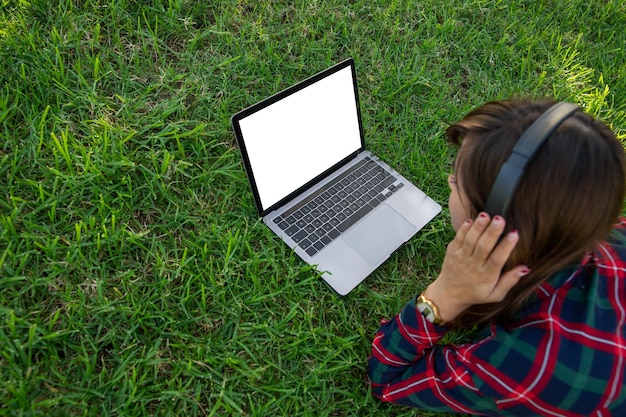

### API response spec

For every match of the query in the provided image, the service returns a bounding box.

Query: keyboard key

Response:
[380,175,396,189]
[337,204,373,232]
[293,230,307,242]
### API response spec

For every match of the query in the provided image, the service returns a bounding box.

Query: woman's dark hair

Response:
[446,98,626,328]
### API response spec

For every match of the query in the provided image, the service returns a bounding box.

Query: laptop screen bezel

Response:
[231,58,366,217]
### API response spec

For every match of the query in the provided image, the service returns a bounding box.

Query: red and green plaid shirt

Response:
[368,218,626,416]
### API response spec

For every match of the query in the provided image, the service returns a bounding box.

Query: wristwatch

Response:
[416,292,447,326]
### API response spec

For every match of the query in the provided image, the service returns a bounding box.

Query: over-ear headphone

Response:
[483,102,580,217]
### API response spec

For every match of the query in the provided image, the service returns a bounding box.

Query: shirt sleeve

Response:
[367,296,490,415]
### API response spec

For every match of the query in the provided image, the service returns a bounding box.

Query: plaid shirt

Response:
[368,219,626,416]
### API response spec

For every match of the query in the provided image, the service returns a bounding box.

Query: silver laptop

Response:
[231,58,441,295]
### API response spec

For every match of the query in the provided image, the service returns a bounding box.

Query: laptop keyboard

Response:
[272,156,404,256]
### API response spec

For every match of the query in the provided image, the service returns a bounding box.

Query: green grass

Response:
[1,0,624,416]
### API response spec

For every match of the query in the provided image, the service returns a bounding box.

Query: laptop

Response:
[231,58,441,295]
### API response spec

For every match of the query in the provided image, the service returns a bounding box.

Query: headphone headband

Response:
[483,102,579,217]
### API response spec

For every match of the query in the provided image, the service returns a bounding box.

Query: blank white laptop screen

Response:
[237,66,362,212]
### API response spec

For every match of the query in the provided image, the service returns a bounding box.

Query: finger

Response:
[474,215,507,258]
[460,212,492,253]
[485,229,519,271]
[448,217,474,251]
[489,265,531,302]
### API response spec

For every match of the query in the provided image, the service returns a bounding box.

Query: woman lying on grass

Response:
[367,98,626,416]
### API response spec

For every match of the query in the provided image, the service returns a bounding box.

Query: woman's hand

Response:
[425,212,531,323]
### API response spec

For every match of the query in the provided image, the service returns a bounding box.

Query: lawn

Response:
[1,0,625,416]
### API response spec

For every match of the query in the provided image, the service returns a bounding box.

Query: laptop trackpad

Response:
[342,204,416,266]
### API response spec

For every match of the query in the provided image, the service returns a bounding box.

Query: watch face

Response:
[417,302,436,323]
